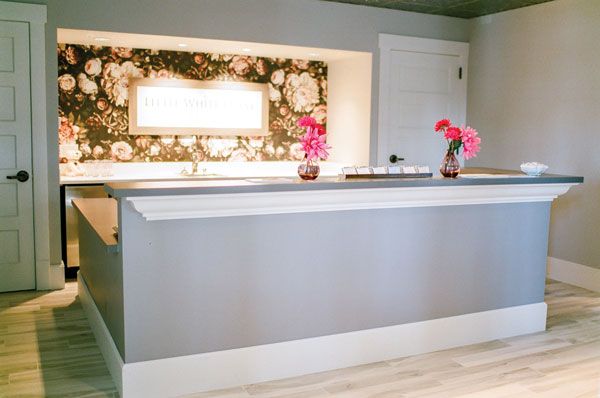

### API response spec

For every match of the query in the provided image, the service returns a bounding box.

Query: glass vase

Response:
[440,150,460,178]
[298,158,320,180]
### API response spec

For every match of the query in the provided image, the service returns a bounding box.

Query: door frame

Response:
[377,34,469,164]
[0,2,62,290]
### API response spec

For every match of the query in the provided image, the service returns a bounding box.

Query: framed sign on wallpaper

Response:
[128,78,270,136]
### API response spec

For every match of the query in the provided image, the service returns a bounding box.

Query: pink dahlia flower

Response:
[299,127,331,161]
[462,126,481,160]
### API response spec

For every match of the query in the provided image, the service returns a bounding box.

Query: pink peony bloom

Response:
[434,118,451,132]
[297,116,317,128]
[299,127,331,161]
[461,126,481,160]
[444,126,462,141]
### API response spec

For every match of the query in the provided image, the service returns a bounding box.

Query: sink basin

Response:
[179,167,223,178]
[179,172,223,178]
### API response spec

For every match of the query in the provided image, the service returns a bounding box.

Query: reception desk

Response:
[74,168,582,398]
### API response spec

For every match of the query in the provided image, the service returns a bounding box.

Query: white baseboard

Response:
[547,257,600,293]
[78,271,547,398]
[77,273,124,397]
[48,261,65,290]
[35,260,65,291]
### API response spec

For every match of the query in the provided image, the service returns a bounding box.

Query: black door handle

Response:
[6,170,29,182]
[389,154,405,164]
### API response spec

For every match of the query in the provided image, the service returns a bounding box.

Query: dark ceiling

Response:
[321,0,555,19]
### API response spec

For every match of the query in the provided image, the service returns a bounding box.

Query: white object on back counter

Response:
[416,165,430,173]
[402,166,417,174]
[372,166,388,174]
[356,167,372,175]
[342,167,358,175]
[520,162,548,176]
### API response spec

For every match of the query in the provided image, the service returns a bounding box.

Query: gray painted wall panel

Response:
[467,0,599,269]
[120,201,550,363]
[77,215,125,358]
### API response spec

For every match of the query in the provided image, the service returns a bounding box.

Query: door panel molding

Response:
[377,34,469,167]
[0,1,62,290]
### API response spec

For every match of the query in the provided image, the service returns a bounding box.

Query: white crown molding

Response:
[125,183,576,221]
[78,272,546,398]
[0,1,46,23]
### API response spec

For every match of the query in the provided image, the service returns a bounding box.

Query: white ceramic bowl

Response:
[520,162,548,176]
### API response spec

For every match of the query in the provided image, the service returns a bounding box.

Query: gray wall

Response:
[7,0,470,271]
[120,201,549,363]
[77,215,124,358]
[467,0,599,269]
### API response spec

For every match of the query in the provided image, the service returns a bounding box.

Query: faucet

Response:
[191,151,200,175]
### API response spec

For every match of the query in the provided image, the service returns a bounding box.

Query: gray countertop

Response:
[104,168,583,198]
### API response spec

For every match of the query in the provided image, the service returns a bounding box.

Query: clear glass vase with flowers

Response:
[434,118,481,178]
[296,116,331,180]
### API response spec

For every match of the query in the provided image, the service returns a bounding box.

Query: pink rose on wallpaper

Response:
[112,47,133,59]
[255,59,268,76]
[229,55,254,76]
[292,59,310,70]
[110,141,133,161]
[270,69,285,85]
[288,142,305,160]
[101,61,142,106]
[268,83,282,102]
[310,104,327,124]
[77,73,98,95]
[58,74,76,92]
[58,116,79,145]
[79,143,91,156]
[157,69,170,78]
[284,72,320,112]
[92,145,104,159]
[84,58,102,76]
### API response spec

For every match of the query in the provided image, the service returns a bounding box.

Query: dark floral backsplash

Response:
[57,44,328,162]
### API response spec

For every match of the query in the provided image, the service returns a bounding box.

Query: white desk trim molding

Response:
[125,183,576,221]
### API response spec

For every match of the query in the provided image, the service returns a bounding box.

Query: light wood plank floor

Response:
[2,280,600,397]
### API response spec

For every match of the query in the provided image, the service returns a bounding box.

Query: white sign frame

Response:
[128,78,270,136]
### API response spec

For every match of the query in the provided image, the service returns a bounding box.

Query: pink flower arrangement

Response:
[434,119,481,160]
[297,116,330,161]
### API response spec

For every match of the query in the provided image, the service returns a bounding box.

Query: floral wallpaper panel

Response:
[58,44,328,162]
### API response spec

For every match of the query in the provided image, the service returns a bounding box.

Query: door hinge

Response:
[459,67,463,80]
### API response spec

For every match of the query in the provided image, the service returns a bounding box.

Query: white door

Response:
[378,35,468,171]
[0,20,35,292]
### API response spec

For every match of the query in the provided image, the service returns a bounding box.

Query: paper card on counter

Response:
[402,166,417,174]
[372,166,388,174]
[356,167,372,175]
[342,167,358,175]
[416,166,430,173]
[388,166,402,174]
